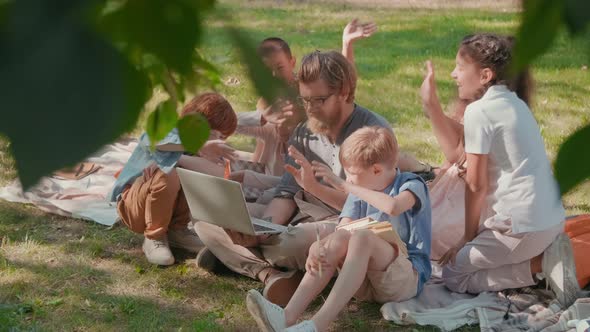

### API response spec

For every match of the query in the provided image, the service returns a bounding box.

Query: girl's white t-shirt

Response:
[464,85,565,234]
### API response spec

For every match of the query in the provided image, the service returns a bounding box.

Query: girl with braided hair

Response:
[421,33,581,307]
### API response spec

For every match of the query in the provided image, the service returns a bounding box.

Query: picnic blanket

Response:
[381,260,590,331]
[0,139,137,226]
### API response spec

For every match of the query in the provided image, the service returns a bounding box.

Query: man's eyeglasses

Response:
[298,93,334,109]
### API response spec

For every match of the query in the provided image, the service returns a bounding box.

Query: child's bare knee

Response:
[324,231,351,263]
[350,229,374,244]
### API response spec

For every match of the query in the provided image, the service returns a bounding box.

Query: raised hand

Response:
[343,18,378,45]
[199,139,237,164]
[259,98,295,127]
[311,161,346,191]
[284,146,318,191]
[420,60,441,118]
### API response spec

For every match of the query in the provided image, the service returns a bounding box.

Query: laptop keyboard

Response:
[253,223,276,232]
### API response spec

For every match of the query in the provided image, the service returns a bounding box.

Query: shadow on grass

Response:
[0,256,252,331]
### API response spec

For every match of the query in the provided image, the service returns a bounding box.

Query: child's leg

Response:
[311,230,396,331]
[117,168,182,239]
[283,229,350,326]
[262,220,337,272]
[168,187,191,230]
[442,223,562,293]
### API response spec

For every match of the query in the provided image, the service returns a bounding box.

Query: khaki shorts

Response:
[354,252,419,304]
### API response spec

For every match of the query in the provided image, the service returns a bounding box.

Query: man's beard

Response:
[307,116,334,135]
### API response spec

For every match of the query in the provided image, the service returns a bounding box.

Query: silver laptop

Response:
[176,168,287,235]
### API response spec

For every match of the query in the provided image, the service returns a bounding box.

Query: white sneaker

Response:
[168,226,204,253]
[246,289,286,332]
[283,320,318,332]
[142,237,174,266]
[541,233,580,308]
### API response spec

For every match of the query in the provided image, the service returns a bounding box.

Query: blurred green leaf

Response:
[100,0,201,75]
[146,100,178,149]
[563,0,590,34]
[512,0,563,73]
[555,124,590,195]
[194,50,222,87]
[225,26,295,105]
[0,0,149,190]
[177,114,210,154]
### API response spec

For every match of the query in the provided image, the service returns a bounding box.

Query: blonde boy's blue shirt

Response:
[107,128,183,202]
[339,170,432,295]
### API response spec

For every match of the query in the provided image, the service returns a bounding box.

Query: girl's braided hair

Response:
[459,34,533,105]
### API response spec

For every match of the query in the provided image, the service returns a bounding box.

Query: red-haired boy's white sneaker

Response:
[142,237,174,266]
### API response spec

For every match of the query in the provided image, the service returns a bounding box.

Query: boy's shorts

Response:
[354,252,419,304]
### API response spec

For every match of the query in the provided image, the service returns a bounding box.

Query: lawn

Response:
[1,0,589,331]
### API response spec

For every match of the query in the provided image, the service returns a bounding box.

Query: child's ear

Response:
[373,163,383,175]
[480,68,494,85]
[290,56,296,69]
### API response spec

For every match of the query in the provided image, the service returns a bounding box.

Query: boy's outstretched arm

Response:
[346,184,416,217]
[312,161,417,216]
[342,19,377,66]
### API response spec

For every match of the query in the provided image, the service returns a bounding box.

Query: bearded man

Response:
[194,51,393,306]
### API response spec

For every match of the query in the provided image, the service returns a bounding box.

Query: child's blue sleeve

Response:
[399,179,429,215]
[141,129,183,173]
[339,194,362,221]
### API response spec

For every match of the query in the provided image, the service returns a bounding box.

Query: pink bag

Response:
[429,164,466,260]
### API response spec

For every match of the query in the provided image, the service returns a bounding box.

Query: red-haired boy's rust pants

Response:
[117,168,191,240]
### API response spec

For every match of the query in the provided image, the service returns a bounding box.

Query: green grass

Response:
[1,0,590,330]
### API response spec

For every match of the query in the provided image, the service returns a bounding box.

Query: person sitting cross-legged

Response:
[246,126,432,332]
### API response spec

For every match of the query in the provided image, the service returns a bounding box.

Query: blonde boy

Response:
[245,126,432,332]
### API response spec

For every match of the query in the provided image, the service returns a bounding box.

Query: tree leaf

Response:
[194,50,221,87]
[554,124,590,195]
[563,0,590,35]
[512,0,564,73]
[0,0,149,190]
[225,26,295,105]
[146,99,179,150]
[177,114,210,154]
[100,0,201,75]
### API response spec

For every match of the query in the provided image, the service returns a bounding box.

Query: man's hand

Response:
[199,140,237,164]
[343,18,378,46]
[284,146,319,191]
[312,161,346,192]
[420,60,441,118]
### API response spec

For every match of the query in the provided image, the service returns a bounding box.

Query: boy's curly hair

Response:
[180,92,237,137]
